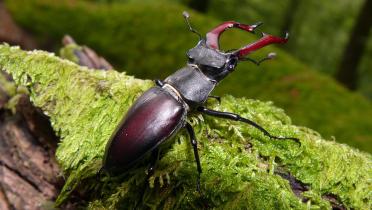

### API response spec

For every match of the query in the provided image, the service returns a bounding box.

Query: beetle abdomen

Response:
[103,87,186,172]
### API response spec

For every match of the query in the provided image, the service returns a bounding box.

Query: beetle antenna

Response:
[183,11,202,40]
[241,52,277,66]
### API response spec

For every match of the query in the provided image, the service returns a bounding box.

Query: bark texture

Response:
[0,96,60,210]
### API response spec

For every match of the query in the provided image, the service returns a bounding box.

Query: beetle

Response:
[102,12,299,189]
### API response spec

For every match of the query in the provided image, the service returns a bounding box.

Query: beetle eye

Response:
[226,58,237,71]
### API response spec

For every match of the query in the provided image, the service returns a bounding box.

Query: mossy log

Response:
[0,44,371,209]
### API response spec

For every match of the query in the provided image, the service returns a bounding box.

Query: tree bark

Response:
[335,0,372,90]
[0,97,61,210]
[0,38,112,210]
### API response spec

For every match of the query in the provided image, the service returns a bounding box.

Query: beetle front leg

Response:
[147,148,159,178]
[185,122,202,192]
[154,79,164,87]
[197,106,299,143]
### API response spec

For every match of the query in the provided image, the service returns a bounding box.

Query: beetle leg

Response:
[208,95,221,104]
[147,148,159,178]
[137,149,159,210]
[154,79,164,87]
[185,122,202,192]
[197,106,300,144]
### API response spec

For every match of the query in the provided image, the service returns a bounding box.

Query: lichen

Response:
[0,44,370,209]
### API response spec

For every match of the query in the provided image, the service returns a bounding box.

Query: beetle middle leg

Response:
[185,122,202,191]
[197,106,299,143]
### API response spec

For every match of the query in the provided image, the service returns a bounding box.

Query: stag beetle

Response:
[102,12,299,189]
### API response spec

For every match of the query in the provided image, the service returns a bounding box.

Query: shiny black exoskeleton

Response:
[103,12,298,189]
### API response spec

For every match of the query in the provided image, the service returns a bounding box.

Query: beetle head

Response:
[186,40,238,82]
[183,11,288,82]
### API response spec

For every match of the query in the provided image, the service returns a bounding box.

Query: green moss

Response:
[0,73,17,96]
[0,70,30,112]
[1,44,371,209]
[5,0,372,153]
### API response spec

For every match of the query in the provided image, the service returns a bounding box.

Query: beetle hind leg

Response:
[185,122,202,192]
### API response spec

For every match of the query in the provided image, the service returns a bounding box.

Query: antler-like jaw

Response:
[206,21,262,49]
[234,32,289,59]
[205,21,288,60]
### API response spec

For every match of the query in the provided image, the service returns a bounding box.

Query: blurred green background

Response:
[0,0,371,153]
